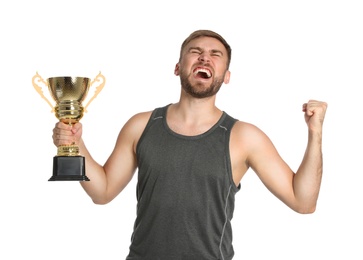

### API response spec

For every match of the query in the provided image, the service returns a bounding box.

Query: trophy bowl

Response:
[47,77,91,124]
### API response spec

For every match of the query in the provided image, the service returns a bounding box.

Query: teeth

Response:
[194,68,211,78]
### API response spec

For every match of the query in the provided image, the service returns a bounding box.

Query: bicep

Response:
[103,131,137,202]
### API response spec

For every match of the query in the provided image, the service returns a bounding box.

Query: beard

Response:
[179,69,224,99]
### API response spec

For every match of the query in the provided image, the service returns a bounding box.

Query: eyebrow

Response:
[188,47,224,56]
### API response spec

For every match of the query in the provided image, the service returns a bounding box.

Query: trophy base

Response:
[49,156,90,181]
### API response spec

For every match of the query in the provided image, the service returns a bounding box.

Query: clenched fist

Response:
[52,122,83,147]
[302,100,328,133]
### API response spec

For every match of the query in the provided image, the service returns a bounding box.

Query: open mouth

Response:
[193,67,212,79]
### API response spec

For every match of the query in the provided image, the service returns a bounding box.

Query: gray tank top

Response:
[126,104,240,260]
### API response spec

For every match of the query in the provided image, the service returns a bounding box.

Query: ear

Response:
[224,70,231,84]
[174,63,180,76]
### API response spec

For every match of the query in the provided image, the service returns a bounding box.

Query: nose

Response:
[198,53,210,63]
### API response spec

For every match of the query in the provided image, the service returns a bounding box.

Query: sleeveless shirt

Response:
[126,104,240,260]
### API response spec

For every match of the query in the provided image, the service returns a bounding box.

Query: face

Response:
[175,36,230,99]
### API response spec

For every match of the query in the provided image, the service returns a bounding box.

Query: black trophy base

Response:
[49,156,90,181]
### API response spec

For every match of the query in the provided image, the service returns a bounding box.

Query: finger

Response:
[306,102,318,116]
[53,126,74,137]
[302,102,315,115]
[304,100,328,117]
[71,122,82,134]
[55,121,72,130]
[302,103,307,112]
[52,132,76,146]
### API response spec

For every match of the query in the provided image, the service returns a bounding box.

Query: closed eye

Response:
[189,47,202,54]
[211,50,223,57]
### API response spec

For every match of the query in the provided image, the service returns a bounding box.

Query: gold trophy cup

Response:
[32,72,105,181]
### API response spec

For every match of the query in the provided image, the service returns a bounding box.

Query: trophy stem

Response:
[58,144,80,156]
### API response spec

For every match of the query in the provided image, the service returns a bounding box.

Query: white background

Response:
[1,0,362,259]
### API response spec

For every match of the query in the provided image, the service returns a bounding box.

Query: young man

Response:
[52,30,328,259]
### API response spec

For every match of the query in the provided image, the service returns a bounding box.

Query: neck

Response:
[166,97,222,136]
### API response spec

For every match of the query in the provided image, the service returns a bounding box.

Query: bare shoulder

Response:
[117,110,153,151]
[125,110,153,129]
[121,110,153,137]
[230,120,274,154]
[231,120,269,141]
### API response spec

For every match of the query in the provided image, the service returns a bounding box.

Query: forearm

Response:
[78,139,109,204]
[293,131,323,213]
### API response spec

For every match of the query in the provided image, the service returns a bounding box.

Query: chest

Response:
[136,121,232,193]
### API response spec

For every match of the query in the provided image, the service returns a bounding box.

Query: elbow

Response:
[88,190,114,205]
[91,196,111,205]
[294,203,317,214]
[297,208,316,214]
[93,200,109,205]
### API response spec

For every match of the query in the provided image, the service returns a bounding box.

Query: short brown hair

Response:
[179,30,232,69]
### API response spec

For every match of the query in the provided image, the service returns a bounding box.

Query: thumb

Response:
[71,122,82,134]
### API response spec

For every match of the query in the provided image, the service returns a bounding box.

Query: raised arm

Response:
[232,100,327,213]
[292,100,328,212]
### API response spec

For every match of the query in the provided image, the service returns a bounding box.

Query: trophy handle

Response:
[32,72,55,113]
[83,71,106,113]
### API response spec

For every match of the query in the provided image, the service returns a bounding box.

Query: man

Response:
[52,30,328,259]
